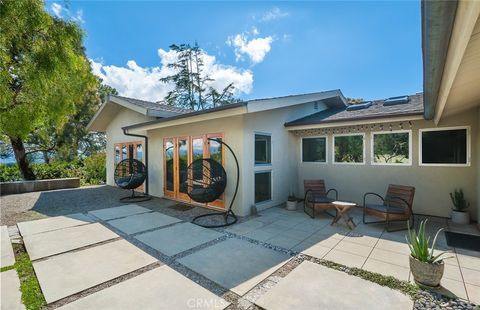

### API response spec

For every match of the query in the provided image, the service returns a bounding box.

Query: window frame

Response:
[419,126,471,167]
[254,170,272,205]
[371,130,412,166]
[254,132,272,167]
[332,133,366,165]
[301,135,328,164]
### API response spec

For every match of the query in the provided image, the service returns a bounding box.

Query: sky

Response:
[46,1,423,102]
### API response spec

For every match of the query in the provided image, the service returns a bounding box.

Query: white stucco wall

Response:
[105,108,153,186]
[147,115,246,215]
[296,108,478,219]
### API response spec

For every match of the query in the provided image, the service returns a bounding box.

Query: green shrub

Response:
[0,154,106,185]
[0,165,22,182]
[83,153,106,185]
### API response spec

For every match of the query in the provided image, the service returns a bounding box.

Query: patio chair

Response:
[362,184,415,232]
[303,180,338,219]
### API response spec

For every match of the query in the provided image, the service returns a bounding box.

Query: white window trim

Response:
[419,126,471,167]
[254,132,272,167]
[254,170,273,205]
[333,133,366,165]
[371,130,412,166]
[301,135,328,164]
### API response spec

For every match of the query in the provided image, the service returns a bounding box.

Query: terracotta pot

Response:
[409,256,444,287]
[451,210,470,225]
[286,200,297,211]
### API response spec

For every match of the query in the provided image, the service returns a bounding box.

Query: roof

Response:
[123,89,346,131]
[421,0,458,120]
[112,95,192,114]
[284,93,424,127]
[87,94,192,132]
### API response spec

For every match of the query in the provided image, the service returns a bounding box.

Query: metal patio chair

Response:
[363,184,415,232]
[303,179,338,219]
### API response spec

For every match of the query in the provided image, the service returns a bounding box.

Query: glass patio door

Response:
[163,134,224,208]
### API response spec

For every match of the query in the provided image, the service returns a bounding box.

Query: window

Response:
[372,131,411,165]
[302,137,327,162]
[255,171,271,203]
[255,134,271,165]
[420,127,469,166]
[333,134,364,164]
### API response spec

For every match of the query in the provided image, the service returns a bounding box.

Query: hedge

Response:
[0,153,106,186]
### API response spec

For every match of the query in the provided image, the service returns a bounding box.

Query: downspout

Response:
[122,127,149,195]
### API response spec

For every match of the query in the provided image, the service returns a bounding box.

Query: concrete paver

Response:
[17,214,93,236]
[135,222,223,256]
[107,212,181,235]
[255,261,413,310]
[178,238,290,296]
[23,223,118,260]
[57,266,229,310]
[0,270,25,310]
[88,205,151,221]
[33,239,157,303]
[1,226,15,267]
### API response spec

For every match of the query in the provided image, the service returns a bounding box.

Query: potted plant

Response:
[450,189,470,224]
[286,193,297,211]
[407,220,448,287]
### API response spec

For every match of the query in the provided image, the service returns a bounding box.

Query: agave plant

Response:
[406,220,448,263]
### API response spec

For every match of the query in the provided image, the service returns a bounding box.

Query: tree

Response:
[373,133,409,163]
[160,43,239,110]
[0,0,96,179]
[23,81,117,162]
[346,97,364,104]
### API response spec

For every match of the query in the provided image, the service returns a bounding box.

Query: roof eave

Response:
[284,111,425,128]
[422,0,458,120]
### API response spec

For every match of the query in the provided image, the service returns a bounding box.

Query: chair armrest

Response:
[386,195,412,213]
[326,188,338,200]
[304,189,313,203]
[363,192,384,208]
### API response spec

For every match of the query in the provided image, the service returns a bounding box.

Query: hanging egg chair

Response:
[114,158,151,202]
[189,139,238,228]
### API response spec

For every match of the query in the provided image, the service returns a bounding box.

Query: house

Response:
[88,0,479,224]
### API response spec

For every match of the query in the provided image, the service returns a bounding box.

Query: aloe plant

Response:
[406,220,447,263]
[450,189,469,212]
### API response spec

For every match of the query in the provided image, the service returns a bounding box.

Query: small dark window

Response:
[421,129,468,164]
[255,172,271,203]
[302,137,326,162]
[255,134,271,165]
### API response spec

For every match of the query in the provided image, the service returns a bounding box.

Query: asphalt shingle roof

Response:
[113,95,193,114]
[284,93,424,127]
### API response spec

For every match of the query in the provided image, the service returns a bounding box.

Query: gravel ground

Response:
[0,185,248,226]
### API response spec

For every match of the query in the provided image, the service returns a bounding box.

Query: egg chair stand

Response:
[191,138,239,228]
[114,158,151,203]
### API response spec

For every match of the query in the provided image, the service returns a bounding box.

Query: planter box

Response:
[0,178,80,196]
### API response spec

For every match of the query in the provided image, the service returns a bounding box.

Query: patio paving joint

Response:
[32,237,122,263]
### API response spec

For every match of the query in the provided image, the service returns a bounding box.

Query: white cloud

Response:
[51,3,62,18]
[50,2,84,24]
[227,33,274,64]
[90,48,253,102]
[259,7,289,22]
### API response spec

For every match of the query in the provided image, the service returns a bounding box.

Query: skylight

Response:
[346,101,372,111]
[383,96,410,106]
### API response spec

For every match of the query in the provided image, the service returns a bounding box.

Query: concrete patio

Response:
[2,186,479,309]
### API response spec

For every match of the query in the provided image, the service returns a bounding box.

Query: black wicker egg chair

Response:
[114,158,151,202]
[190,139,238,228]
